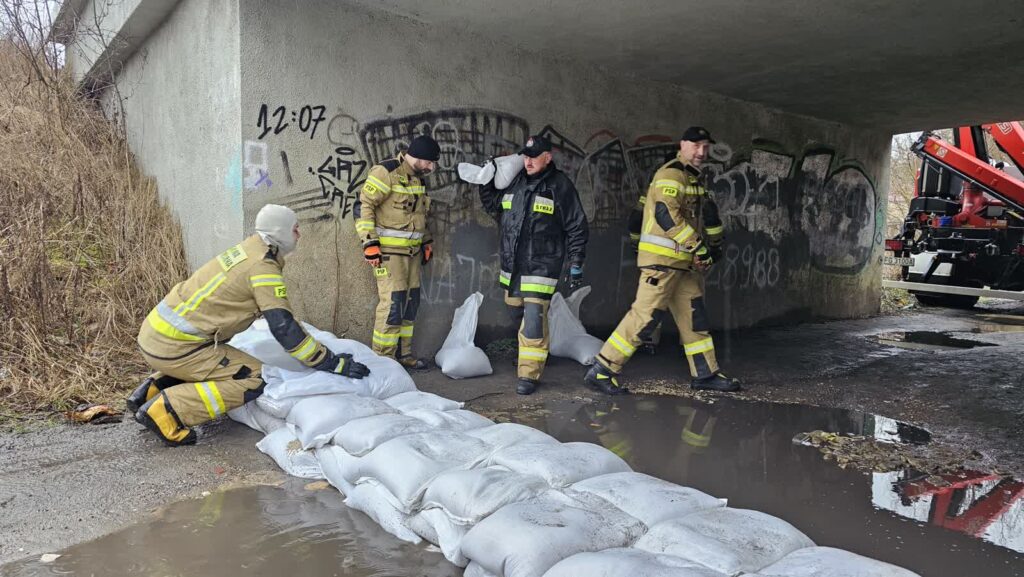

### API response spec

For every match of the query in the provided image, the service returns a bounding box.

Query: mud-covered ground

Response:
[1,301,1021,566]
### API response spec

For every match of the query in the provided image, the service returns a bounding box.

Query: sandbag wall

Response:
[228,322,920,577]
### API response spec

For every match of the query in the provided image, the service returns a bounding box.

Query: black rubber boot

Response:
[516,378,538,395]
[583,363,630,396]
[125,376,158,415]
[691,372,742,392]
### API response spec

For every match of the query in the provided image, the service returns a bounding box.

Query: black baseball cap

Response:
[519,135,552,158]
[681,126,715,143]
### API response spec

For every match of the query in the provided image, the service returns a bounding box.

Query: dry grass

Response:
[0,42,187,412]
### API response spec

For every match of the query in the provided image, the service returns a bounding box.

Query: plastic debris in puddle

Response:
[875,330,998,350]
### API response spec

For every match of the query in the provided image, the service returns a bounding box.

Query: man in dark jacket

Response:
[479,135,589,395]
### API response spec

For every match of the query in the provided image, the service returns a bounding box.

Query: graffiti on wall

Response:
[247,103,881,319]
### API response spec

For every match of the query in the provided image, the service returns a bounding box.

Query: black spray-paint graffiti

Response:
[256,104,328,140]
[251,104,880,317]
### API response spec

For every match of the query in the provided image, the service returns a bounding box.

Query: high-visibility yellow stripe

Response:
[400,325,414,338]
[684,337,715,356]
[195,383,217,419]
[372,330,400,345]
[392,184,425,195]
[501,201,512,209]
[290,335,318,361]
[499,272,511,286]
[638,242,693,260]
[378,236,423,247]
[146,309,207,342]
[672,225,696,244]
[365,175,391,193]
[520,283,557,295]
[519,347,548,360]
[177,273,227,315]
[208,382,226,415]
[655,179,685,190]
[684,185,704,196]
[355,219,375,231]
[705,224,724,236]
[250,274,285,288]
[609,332,636,355]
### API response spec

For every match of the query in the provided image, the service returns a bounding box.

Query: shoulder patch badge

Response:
[217,245,248,271]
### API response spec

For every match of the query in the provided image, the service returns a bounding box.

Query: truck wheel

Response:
[913,292,979,309]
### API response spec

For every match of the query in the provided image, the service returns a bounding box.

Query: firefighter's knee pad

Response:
[508,303,525,324]
[522,302,545,340]
[404,288,421,321]
[691,297,709,332]
[387,290,407,325]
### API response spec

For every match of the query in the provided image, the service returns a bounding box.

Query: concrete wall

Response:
[94,0,243,269]
[237,0,890,355]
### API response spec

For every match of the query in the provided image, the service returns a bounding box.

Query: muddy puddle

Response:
[876,330,999,350]
[4,396,1022,577]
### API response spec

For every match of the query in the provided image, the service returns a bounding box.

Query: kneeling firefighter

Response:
[130,204,371,446]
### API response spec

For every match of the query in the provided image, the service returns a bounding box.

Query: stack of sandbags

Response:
[227,321,921,577]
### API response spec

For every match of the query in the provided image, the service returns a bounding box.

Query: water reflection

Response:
[516,395,1024,577]
[0,482,459,577]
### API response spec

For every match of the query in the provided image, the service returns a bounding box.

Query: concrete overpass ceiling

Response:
[349,0,1024,132]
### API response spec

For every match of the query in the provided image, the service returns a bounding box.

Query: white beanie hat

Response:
[254,204,298,256]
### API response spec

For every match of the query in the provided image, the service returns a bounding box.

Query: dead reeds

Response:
[0,41,187,412]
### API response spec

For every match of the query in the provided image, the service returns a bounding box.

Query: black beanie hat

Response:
[407,135,441,162]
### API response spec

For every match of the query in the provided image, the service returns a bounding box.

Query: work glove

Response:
[421,242,433,265]
[694,244,714,272]
[364,241,382,268]
[569,264,584,290]
[330,352,371,379]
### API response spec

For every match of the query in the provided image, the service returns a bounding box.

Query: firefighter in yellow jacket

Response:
[584,127,740,395]
[129,204,371,446]
[355,135,440,370]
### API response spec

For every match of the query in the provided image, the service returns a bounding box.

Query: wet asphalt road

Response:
[0,301,1021,567]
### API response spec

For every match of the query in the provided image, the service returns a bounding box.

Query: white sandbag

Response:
[461,491,646,577]
[548,288,603,365]
[456,154,524,190]
[228,401,285,434]
[331,413,434,456]
[544,548,729,577]
[753,546,921,577]
[230,319,417,400]
[464,562,499,577]
[255,427,323,480]
[287,394,396,449]
[633,508,815,575]
[351,431,491,513]
[384,390,464,413]
[569,472,724,527]
[404,408,495,431]
[457,160,496,185]
[434,292,493,379]
[466,422,559,452]
[487,441,632,487]
[409,508,471,567]
[314,444,359,494]
[227,319,306,371]
[255,394,299,419]
[494,154,525,189]
[343,483,422,544]
[421,467,550,525]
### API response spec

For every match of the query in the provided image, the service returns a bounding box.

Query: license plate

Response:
[884,256,915,267]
